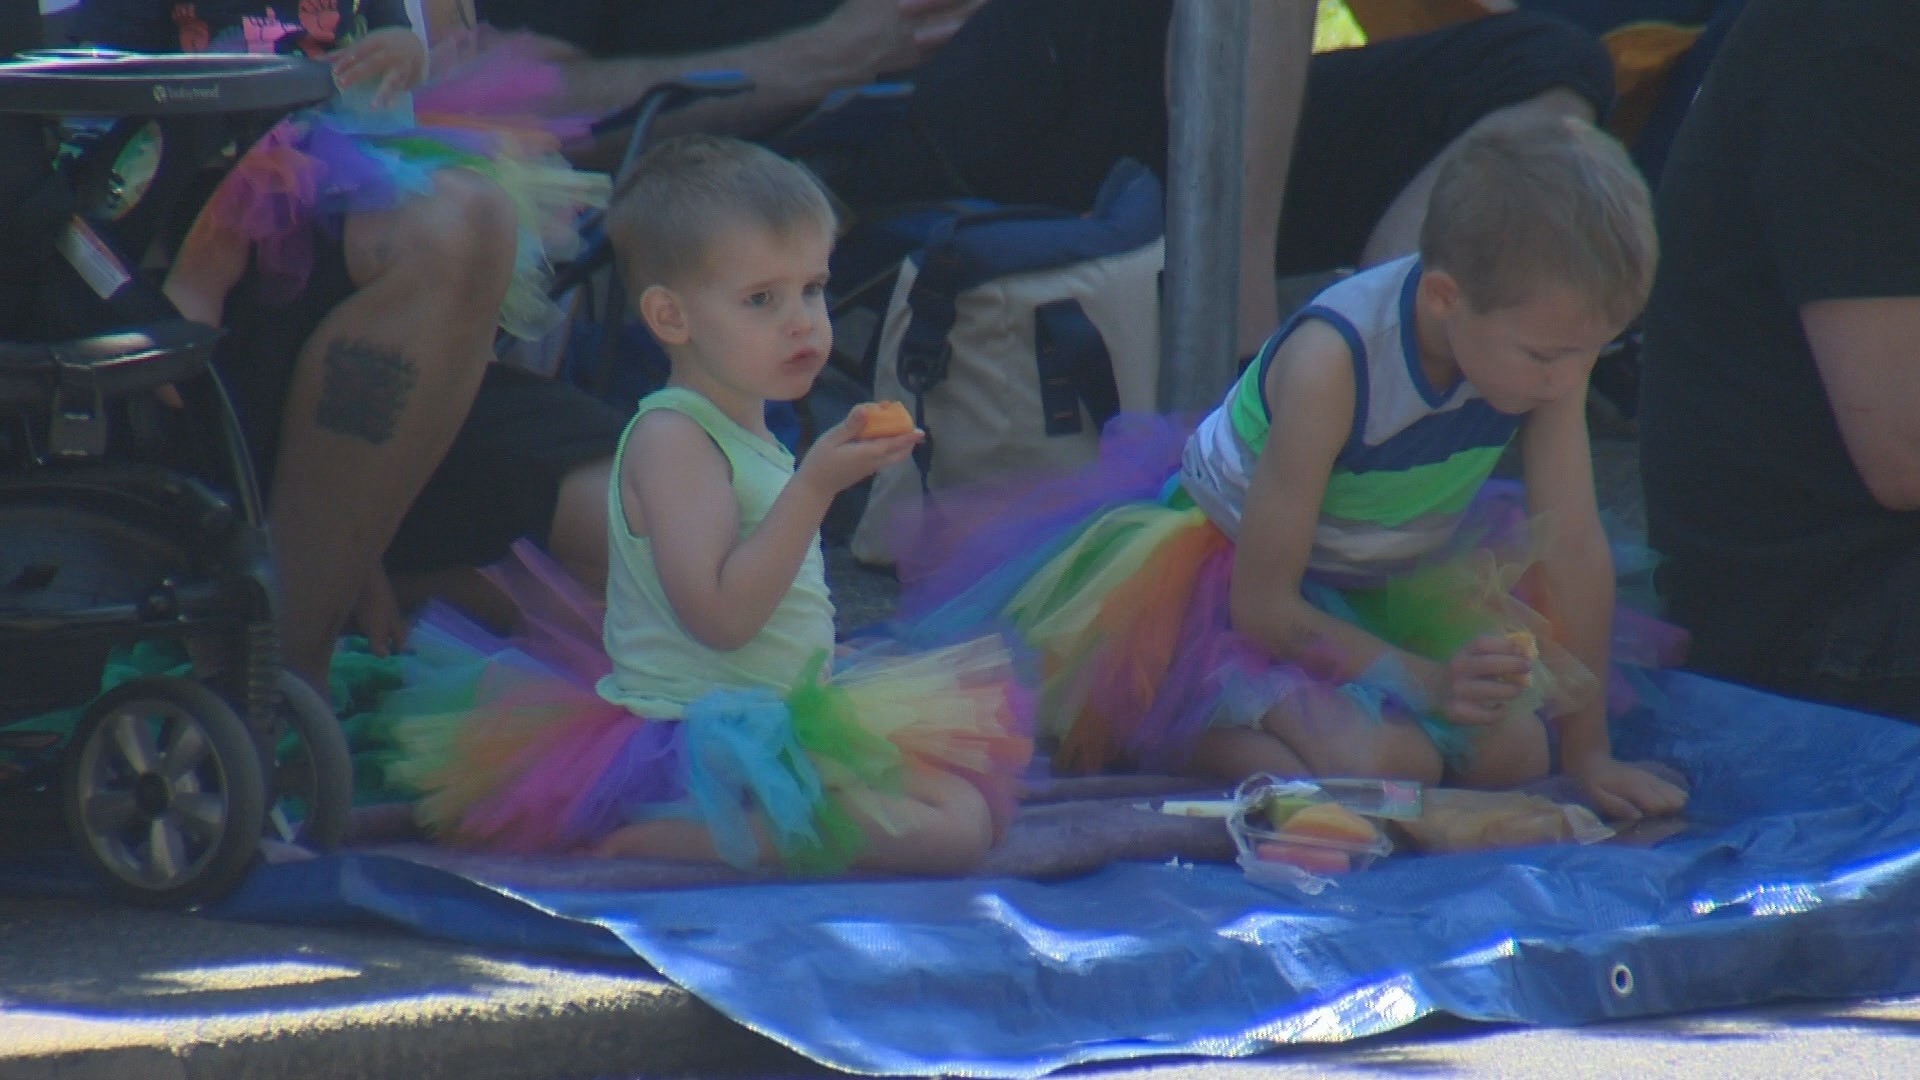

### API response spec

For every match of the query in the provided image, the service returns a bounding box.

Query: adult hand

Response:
[898,0,991,54]
[332,26,428,108]
[818,0,989,82]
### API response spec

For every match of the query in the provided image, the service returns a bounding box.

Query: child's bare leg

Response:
[592,815,772,864]
[1261,683,1444,783]
[593,769,994,877]
[1184,727,1311,784]
[853,768,994,876]
[1445,710,1549,789]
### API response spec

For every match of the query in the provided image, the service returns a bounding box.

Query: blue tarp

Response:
[14,670,1920,1076]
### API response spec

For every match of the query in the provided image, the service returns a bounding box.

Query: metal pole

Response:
[1158,0,1249,413]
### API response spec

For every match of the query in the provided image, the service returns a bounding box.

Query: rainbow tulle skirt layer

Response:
[203,47,609,339]
[888,415,1687,775]
[379,543,1032,873]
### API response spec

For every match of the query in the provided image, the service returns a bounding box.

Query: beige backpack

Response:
[849,162,1165,566]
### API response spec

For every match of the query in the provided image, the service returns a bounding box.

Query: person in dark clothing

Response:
[431,0,1618,363]
[1639,0,1920,720]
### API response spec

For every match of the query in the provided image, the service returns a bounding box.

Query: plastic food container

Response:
[1228,776,1417,893]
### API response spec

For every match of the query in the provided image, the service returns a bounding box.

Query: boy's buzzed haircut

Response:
[1421,116,1657,326]
[609,134,837,293]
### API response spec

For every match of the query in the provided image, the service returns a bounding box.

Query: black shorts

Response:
[833,4,1615,275]
[1673,541,1920,725]
[215,230,625,575]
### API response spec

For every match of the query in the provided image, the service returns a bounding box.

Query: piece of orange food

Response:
[1280,802,1380,848]
[1251,801,1383,875]
[849,400,916,439]
[1503,630,1539,687]
[1506,630,1539,662]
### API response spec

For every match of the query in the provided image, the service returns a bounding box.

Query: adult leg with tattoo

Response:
[270,169,516,687]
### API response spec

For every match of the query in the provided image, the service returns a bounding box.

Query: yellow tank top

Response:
[596,388,836,717]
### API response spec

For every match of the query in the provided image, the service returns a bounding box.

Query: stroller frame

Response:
[0,50,353,905]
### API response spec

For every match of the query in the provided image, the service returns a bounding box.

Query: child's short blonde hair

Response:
[1420,116,1656,326]
[609,134,837,293]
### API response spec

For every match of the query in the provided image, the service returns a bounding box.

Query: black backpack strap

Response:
[1034,298,1118,436]
[895,205,1073,491]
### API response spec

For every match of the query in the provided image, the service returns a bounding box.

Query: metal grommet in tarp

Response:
[1610,963,1636,998]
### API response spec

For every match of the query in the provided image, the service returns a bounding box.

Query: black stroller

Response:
[0,50,353,905]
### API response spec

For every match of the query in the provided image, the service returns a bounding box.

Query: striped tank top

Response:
[1180,255,1518,587]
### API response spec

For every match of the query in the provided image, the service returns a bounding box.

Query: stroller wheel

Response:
[264,672,354,852]
[62,676,266,906]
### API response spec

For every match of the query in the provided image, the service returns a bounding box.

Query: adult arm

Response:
[1754,46,1920,511]
[1803,299,1920,511]
[567,0,988,139]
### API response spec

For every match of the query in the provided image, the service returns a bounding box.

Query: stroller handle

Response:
[0,51,335,116]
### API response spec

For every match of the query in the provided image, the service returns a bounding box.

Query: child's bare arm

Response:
[626,411,916,651]
[1232,322,1399,676]
[1235,323,1531,725]
[1522,388,1686,817]
[1520,385,1613,728]
[625,412,817,651]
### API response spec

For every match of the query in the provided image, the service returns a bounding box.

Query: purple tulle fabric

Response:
[891,414,1193,623]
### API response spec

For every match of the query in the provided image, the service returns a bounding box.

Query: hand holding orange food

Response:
[847,400,917,439]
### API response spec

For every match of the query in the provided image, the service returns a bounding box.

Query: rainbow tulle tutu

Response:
[202,41,609,339]
[888,415,1688,775]
[377,543,1032,873]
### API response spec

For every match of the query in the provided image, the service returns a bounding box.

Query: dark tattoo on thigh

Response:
[314,340,417,445]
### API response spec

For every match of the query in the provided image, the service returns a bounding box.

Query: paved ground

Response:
[5,892,1918,1080]
[0,896,785,1080]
